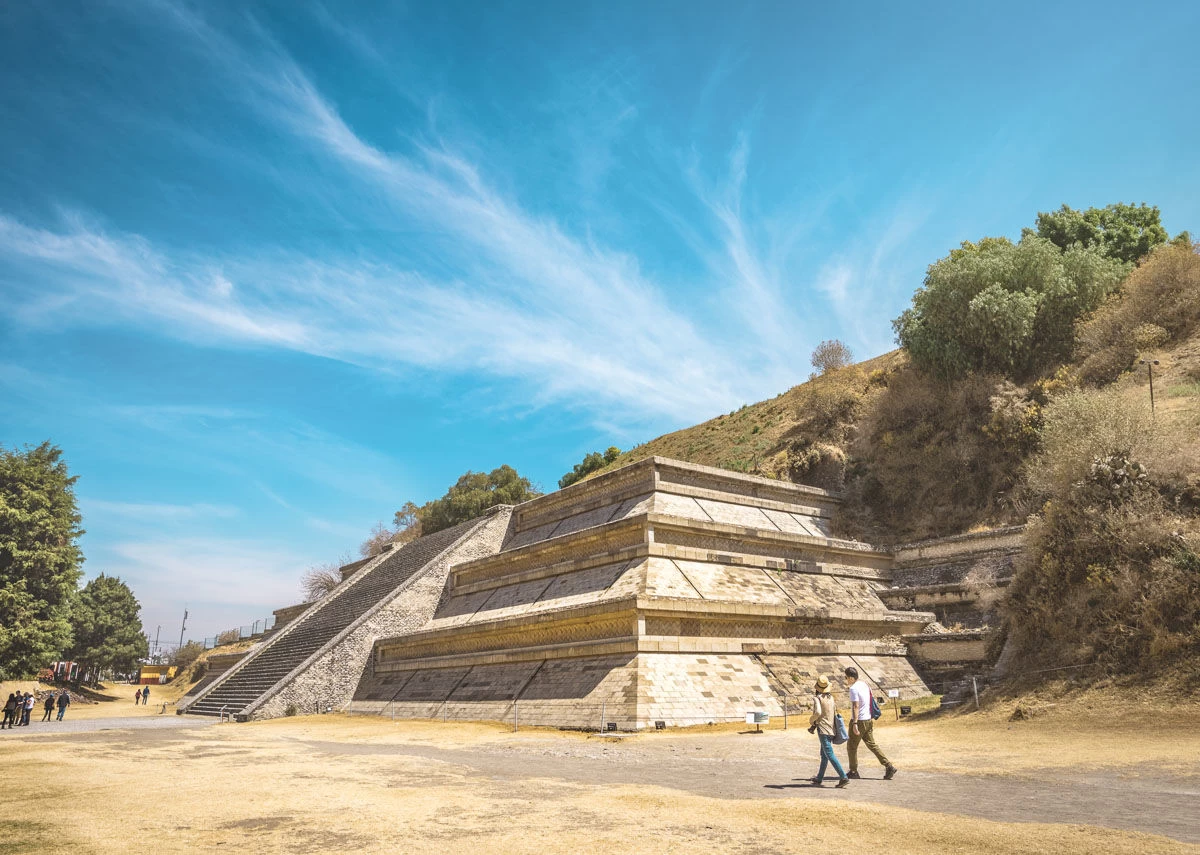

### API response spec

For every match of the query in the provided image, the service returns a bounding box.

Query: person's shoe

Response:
[809,777,824,787]
[884,766,898,780]
[847,771,861,779]
[836,777,850,788]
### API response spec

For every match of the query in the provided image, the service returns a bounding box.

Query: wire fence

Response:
[201,615,277,649]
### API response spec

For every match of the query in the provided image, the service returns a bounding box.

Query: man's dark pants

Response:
[847,719,891,772]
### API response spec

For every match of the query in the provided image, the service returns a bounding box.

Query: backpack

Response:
[870,694,883,720]
[831,712,848,745]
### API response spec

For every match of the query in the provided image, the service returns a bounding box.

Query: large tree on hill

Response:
[420,465,541,533]
[362,465,542,556]
[893,235,1128,380]
[1033,202,1173,265]
[68,573,149,681]
[0,442,84,679]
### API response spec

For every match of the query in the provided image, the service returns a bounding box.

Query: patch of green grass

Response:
[1165,382,1200,398]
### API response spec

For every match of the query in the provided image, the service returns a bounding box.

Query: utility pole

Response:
[154,625,161,661]
[177,608,188,652]
[1140,359,1160,418]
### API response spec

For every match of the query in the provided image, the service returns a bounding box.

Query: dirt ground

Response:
[1,694,1198,855]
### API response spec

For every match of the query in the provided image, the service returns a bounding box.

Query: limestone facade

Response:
[352,457,935,729]
[247,510,513,720]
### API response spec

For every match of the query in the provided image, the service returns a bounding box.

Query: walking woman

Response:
[808,675,849,788]
[1,694,16,729]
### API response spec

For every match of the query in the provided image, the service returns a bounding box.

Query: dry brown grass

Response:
[2,704,1197,854]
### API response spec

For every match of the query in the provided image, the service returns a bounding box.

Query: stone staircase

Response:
[182,519,480,719]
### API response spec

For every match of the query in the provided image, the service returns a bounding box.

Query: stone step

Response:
[183,520,477,718]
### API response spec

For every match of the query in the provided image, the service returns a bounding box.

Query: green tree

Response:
[0,442,84,679]
[68,573,149,682]
[420,465,542,534]
[1033,202,1172,264]
[558,447,622,489]
[171,640,206,669]
[893,235,1128,379]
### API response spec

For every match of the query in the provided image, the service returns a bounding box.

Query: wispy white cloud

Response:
[103,535,309,635]
[689,130,807,360]
[83,499,240,520]
[0,101,765,427]
[814,201,933,354]
[1,2,884,430]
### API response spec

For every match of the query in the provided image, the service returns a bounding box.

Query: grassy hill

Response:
[591,245,1200,547]
[602,350,904,480]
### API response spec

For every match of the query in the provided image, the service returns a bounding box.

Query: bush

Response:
[810,340,853,376]
[559,447,621,489]
[839,368,1029,541]
[1075,242,1200,384]
[171,640,205,669]
[894,235,1128,380]
[1025,387,1154,500]
[1004,379,1200,674]
[1005,483,1200,673]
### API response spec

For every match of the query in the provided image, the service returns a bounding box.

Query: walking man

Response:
[844,667,897,780]
[141,686,150,706]
[41,693,55,722]
[55,691,70,721]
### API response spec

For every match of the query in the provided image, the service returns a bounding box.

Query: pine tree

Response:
[69,574,149,681]
[0,442,85,679]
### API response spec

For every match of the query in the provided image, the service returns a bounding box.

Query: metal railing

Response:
[202,615,278,649]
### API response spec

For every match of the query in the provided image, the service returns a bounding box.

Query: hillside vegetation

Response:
[592,206,1200,681]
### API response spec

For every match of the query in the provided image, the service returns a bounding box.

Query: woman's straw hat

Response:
[814,675,830,692]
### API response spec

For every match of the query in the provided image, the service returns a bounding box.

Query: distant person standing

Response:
[42,693,55,722]
[55,691,70,721]
[22,693,35,726]
[1,693,16,729]
[141,686,150,706]
[844,666,896,780]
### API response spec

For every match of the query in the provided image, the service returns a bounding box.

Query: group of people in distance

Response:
[2,690,70,728]
[807,666,898,787]
[133,686,151,705]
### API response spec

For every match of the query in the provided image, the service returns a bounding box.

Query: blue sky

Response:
[2,1,1198,643]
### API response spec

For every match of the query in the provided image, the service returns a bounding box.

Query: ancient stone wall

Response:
[246,509,512,720]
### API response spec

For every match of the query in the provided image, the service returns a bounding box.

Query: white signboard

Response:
[887,689,900,698]
[745,711,769,724]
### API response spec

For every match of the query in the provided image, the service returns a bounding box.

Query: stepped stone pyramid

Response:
[180,512,511,719]
[350,457,933,729]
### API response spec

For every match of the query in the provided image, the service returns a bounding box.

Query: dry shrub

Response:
[764,367,869,491]
[1025,387,1155,499]
[1006,488,1200,674]
[839,367,1030,542]
[1075,242,1200,384]
[1005,382,1200,675]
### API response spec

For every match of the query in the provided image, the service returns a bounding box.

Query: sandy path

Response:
[299,732,1199,843]
[2,713,1197,854]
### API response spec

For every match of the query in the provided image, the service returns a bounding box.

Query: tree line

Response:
[0,442,147,682]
